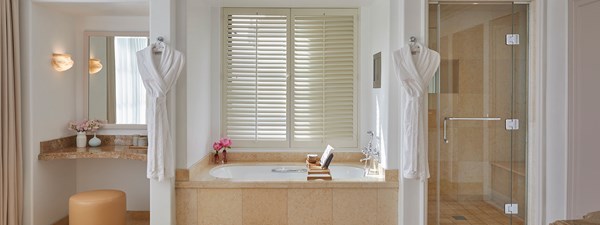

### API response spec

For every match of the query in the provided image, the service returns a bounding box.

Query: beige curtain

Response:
[0,0,23,224]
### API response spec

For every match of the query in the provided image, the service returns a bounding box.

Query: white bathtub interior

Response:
[209,164,370,180]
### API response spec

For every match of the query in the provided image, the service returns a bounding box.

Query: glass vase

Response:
[213,152,223,164]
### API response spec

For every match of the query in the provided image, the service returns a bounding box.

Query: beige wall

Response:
[21,3,79,224]
[21,3,151,224]
[568,0,600,219]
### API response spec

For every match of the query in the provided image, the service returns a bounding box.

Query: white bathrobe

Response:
[137,43,184,181]
[393,42,440,180]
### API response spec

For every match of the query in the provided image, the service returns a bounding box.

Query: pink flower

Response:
[219,137,232,148]
[67,119,104,133]
[213,142,223,151]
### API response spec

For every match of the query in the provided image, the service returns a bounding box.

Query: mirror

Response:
[85,31,149,124]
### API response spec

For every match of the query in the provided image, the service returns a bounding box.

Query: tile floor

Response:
[126,217,149,225]
[126,211,150,225]
[428,200,524,225]
[55,212,149,225]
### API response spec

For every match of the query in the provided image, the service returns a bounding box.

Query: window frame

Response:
[221,7,359,150]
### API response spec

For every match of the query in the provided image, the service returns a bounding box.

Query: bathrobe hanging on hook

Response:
[393,42,440,180]
[137,41,184,181]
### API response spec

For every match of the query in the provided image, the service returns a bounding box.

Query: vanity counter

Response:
[38,135,147,161]
[38,145,147,161]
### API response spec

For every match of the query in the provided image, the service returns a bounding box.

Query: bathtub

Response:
[176,155,398,224]
[209,164,367,181]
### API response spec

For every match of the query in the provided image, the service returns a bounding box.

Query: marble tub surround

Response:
[176,152,399,224]
[176,186,398,225]
[177,162,396,189]
[185,151,398,182]
[175,169,190,181]
[38,135,147,161]
[385,169,399,182]
[178,156,398,189]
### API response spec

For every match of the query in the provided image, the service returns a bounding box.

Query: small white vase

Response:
[76,132,87,148]
[88,133,101,147]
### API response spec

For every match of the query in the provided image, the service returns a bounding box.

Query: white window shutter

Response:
[222,8,358,149]
[223,9,290,147]
[291,9,358,148]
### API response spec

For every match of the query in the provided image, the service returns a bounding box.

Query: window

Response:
[114,36,148,124]
[222,8,358,149]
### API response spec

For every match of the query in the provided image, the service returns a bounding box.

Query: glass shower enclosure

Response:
[427,2,528,225]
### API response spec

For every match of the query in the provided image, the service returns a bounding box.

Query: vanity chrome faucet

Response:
[361,131,380,176]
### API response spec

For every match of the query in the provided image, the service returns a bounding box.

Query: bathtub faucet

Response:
[361,131,380,176]
[360,156,371,162]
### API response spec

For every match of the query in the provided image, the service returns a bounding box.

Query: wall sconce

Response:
[51,53,74,72]
[89,59,103,74]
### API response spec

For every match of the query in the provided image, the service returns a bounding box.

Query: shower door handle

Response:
[443,117,502,143]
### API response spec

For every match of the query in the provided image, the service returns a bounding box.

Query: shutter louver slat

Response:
[223,8,357,148]
[292,11,357,147]
[224,10,289,144]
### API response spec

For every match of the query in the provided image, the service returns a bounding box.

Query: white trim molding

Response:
[528,0,546,224]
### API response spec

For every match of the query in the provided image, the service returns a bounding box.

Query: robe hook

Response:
[157,36,164,42]
[409,36,417,43]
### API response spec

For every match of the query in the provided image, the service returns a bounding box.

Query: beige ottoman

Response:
[69,190,126,225]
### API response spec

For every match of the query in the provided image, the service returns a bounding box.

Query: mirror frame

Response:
[83,31,149,132]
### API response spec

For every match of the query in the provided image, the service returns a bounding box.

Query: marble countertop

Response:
[38,145,147,161]
[38,135,147,161]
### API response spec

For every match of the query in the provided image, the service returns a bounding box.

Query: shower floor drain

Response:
[452,215,467,220]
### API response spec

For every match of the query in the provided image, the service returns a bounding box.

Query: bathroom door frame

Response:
[424,1,546,225]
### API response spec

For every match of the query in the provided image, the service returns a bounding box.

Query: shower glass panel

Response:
[427,2,528,225]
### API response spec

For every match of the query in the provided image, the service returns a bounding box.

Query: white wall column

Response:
[390,0,429,224]
[544,0,569,223]
[149,0,177,224]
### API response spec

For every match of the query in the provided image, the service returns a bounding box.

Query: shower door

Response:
[427,2,528,225]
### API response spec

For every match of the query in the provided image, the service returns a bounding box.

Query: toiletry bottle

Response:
[133,135,139,146]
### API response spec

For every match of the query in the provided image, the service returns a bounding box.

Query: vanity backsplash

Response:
[40,135,141,153]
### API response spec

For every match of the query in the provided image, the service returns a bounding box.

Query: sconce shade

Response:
[52,53,74,72]
[89,59,103,74]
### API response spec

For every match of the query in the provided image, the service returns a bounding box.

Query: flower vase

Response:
[88,133,101,147]
[222,150,228,163]
[213,151,223,164]
[76,132,87,148]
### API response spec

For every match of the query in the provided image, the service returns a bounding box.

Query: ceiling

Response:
[36,1,149,17]
[213,0,373,8]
